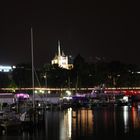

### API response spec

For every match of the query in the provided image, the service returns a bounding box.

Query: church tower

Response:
[51,41,73,70]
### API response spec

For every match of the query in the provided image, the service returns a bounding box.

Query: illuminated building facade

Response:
[51,41,73,70]
[0,65,16,72]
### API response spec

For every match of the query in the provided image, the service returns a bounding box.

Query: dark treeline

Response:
[1,55,140,88]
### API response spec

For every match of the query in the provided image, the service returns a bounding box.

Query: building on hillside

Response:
[51,41,73,70]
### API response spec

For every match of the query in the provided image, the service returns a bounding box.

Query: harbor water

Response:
[1,103,140,140]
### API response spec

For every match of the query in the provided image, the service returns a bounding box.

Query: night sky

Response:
[0,1,139,68]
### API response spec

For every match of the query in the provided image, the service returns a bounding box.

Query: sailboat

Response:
[18,28,35,125]
[30,27,44,123]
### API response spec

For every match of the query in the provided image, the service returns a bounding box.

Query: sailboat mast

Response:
[31,27,35,108]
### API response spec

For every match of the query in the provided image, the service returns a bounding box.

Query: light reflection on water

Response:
[123,106,129,133]
[1,105,140,140]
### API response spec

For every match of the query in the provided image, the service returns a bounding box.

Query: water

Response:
[1,105,140,140]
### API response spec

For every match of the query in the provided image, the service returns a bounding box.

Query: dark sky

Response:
[0,1,140,68]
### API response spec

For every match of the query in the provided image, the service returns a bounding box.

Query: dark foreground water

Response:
[1,104,140,140]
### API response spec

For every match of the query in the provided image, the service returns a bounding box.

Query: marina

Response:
[0,0,139,139]
[0,90,140,135]
[0,104,140,140]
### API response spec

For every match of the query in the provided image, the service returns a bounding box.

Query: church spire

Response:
[58,40,61,57]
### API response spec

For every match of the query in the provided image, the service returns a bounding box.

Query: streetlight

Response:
[43,72,48,106]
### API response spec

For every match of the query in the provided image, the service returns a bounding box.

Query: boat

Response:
[0,111,21,134]
[19,111,34,130]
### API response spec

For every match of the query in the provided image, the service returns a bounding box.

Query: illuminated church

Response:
[51,41,73,70]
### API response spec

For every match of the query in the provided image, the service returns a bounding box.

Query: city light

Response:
[0,65,15,72]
